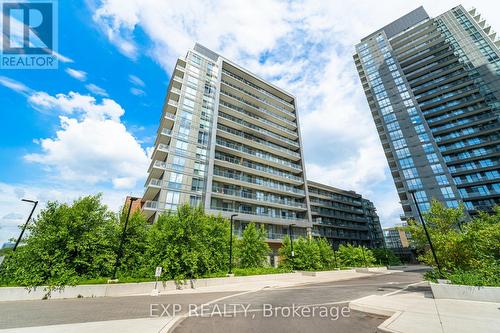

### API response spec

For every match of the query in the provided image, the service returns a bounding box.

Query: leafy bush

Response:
[372,248,402,266]
[336,244,376,267]
[0,195,117,289]
[404,201,500,286]
[280,236,341,270]
[235,223,270,268]
[141,204,230,282]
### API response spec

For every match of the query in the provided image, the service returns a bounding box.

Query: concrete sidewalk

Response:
[349,282,500,333]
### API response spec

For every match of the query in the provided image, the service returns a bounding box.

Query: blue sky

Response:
[1,0,499,244]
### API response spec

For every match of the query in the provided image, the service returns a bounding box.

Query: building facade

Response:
[354,5,500,220]
[142,44,384,249]
[383,224,416,263]
[308,181,385,248]
[143,44,312,244]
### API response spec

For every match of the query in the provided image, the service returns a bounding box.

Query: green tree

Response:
[279,236,321,270]
[372,248,401,266]
[0,195,117,289]
[235,223,270,268]
[115,210,149,278]
[337,244,375,267]
[404,201,500,285]
[142,204,230,282]
[316,238,336,268]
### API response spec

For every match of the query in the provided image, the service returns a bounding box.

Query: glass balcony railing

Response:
[212,186,306,208]
[216,138,302,170]
[214,152,303,182]
[221,78,295,117]
[218,111,299,147]
[222,69,294,108]
[144,200,159,209]
[219,100,297,136]
[153,160,167,169]
[210,205,307,222]
[217,124,300,158]
[213,168,305,195]
[161,128,172,136]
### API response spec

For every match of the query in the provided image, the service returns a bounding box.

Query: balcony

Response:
[143,200,160,219]
[209,205,309,226]
[149,160,167,179]
[221,77,295,120]
[218,100,298,140]
[211,186,307,210]
[218,111,299,149]
[213,168,305,196]
[143,178,163,201]
[151,143,170,161]
[158,128,172,145]
[215,138,302,172]
[214,153,303,185]
[216,124,301,160]
[221,69,294,111]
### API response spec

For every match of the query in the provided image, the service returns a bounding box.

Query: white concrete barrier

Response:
[430,282,500,303]
[0,268,381,302]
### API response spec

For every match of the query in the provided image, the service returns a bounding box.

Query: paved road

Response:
[175,270,426,333]
[0,270,426,332]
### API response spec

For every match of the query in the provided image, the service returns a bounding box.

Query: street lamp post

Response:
[408,190,443,278]
[228,214,238,275]
[112,197,138,280]
[289,223,296,269]
[13,199,38,251]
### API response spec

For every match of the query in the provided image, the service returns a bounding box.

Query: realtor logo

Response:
[1,0,58,69]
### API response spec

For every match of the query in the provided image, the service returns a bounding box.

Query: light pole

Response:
[289,223,296,269]
[228,214,238,275]
[13,199,38,251]
[408,190,443,278]
[112,197,138,280]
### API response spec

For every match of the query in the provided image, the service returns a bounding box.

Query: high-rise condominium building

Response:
[141,44,384,250]
[354,5,500,220]
[143,44,312,242]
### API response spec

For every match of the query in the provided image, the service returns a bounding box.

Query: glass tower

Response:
[354,6,500,219]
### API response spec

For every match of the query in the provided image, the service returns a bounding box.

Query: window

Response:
[446,200,459,208]
[198,131,209,145]
[165,191,180,210]
[407,107,418,116]
[399,157,414,169]
[175,140,189,153]
[387,122,400,132]
[185,86,197,99]
[393,138,407,149]
[403,168,419,179]
[190,195,202,207]
[431,164,444,174]
[407,178,422,190]
[191,178,204,191]
[187,75,198,87]
[396,148,411,159]
[441,187,455,199]
[414,191,428,203]
[172,156,186,172]
[168,172,183,190]
[183,98,195,111]
[383,114,397,123]
[422,143,434,153]
[436,175,449,185]
[194,162,205,175]
[415,124,426,134]
[389,130,403,141]
[418,133,429,143]
[427,153,439,163]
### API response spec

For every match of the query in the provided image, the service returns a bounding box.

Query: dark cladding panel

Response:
[382,6,429,38]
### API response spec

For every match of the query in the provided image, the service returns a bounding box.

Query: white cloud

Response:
[129,74,145,87]
[88,0,500,227]
[24,91,149,189]
[28,91,124,121]
[130,87,145,96]
[85,83,109,97]
[65,68,88,81]
[52,51,74,63]
[0,76,33,95]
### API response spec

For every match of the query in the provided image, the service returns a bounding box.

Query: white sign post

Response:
[151,266,162,296]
